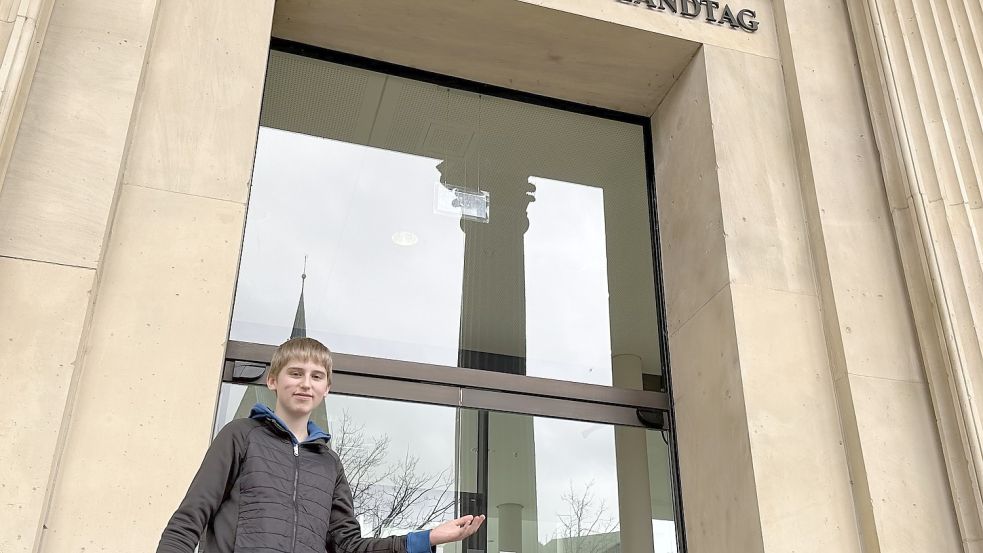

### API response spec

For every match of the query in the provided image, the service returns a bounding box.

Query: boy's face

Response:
[266,359,330,418]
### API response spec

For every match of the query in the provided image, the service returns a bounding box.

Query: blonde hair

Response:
[269,337,333,384]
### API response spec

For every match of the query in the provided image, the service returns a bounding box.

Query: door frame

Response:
[222,37,686,549]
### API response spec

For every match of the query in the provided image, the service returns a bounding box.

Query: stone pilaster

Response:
[0,0,55,196]
[846,0,983,549]
[0,1,158,551]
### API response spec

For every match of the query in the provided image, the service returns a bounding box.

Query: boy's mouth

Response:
[294,393,314,400]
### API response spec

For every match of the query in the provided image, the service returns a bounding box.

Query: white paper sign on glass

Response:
[435,183,490,223]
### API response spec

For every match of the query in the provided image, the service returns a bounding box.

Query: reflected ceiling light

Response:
[391,231,419,246]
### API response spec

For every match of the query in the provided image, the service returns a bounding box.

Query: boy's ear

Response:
[266,373,277,391]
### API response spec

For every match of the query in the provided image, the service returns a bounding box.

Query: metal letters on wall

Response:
[617,0,760,33]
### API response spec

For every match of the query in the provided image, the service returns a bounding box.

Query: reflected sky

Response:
[532,417,619,545]
[525,177,611,385]
[232,128,613,384]
[231,128,464,366]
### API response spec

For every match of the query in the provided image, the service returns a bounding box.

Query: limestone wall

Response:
[0,0,158,550]
[0,1,273,551]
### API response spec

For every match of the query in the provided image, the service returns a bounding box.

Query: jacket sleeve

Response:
[155,421,244,553]
[328,465,435,553]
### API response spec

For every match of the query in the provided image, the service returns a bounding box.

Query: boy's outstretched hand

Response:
[429,514,486,546]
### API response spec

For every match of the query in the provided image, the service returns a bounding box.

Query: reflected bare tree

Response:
[366,452,456,536]
[554,480,620,553]
[332,410,456,537]
[332,410,390,516]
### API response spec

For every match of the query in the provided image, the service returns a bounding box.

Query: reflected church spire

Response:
[291,255,307,339]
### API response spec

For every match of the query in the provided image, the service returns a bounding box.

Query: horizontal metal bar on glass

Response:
[225,340,669,412]
[334,374,647,428]
[231,366,654,429]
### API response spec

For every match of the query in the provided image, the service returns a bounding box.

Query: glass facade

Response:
[229,49,664,388]
[221,44,679,553]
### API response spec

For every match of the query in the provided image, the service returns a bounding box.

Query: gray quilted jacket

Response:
[156,404,433,553]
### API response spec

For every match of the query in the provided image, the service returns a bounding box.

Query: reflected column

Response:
[497,503,523,553]
[613,354,655,552]
[446,159,537,553]
[453,166,535,373]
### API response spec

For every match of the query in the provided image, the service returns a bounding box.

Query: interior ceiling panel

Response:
[271,0,700,116]
[261,52,376,141]
[422,123,474,160]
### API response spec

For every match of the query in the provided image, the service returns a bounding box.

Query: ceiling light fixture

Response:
[391,231,419,246]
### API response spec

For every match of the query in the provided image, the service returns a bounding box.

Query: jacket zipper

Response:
[265,417,304,553]
[292,442,300,553]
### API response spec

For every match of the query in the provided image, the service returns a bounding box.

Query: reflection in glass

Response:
[215,385,460,552]
[230,51,663,390]
[231,132,465,366]
[525,177,611,385]
[460,409,679,553]
[215,386,678,553]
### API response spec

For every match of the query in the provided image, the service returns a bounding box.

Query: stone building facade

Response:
[2,1,982,552]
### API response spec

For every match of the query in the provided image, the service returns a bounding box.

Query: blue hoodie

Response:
[249,403,331,443]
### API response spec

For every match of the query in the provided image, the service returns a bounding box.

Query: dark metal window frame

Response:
[224,36,687,549]
[225,340,666,428]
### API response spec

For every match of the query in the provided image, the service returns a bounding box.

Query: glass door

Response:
[219,39,683,553]
[460,409,677,553]
[214,382,679,553]
[216,383,463,551]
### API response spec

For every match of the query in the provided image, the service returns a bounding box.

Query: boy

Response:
[157,337,484,553]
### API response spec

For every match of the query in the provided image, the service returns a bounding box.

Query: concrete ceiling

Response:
[272,0,700,116]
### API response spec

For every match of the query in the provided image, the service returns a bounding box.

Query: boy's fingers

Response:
[454,515,475,527]
[462,514,485,536]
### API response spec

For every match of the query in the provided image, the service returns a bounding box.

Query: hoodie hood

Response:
[249,403,331,444]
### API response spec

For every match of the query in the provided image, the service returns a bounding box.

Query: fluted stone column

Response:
[845,0,983,548]
[0,1,153,551]
[0,0,56,195]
